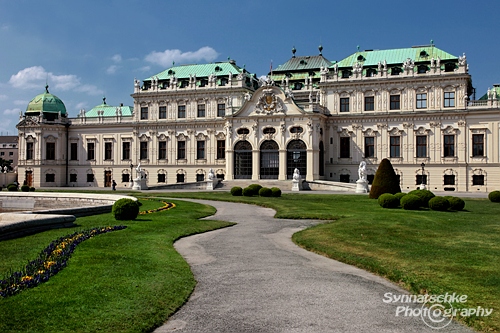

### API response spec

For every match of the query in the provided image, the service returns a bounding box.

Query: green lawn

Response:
[0,198,233,333]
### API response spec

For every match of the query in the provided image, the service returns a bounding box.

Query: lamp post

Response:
[420,162,426,189]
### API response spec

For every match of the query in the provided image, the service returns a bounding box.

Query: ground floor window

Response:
[416,175,427,185]
[87,174,94,182]
[472,175,484,185]
[122,174,130,183]
[234,140,252,179]
[260,140,279,179]
[339,174,350,183]
[46,173,55,182]
[196,174,205,182]
[444,175,455,185]
[287,140,307,179]
[367,174,374,185]
[158,173,166,183]
[69,174,77,183]
[176,174,185,183]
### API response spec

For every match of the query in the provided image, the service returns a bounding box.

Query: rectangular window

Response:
[364,137,375,158]
[416,136,427,158]
[87,142,95,160]
[46,174,55,182]
[340,98,349,112]
[158,141,167,160]
[177,141,186,159]
[217,103,225,117]
[416,93,427,109]
[197,141,205,159]
[157,173,166,183]
[444,175,455,185]
[444,92,455,107]
[104,142,112,160]
[122,142,130,160]
[70,142,78,160]
[443,135,455,157]
[122,174,130,183]
[197,104,206,118]
[159,106,167,119]
[472,175,484,186]
[472,134,484,157]
[196,174,205,182]
[217,140,225,159]
[46,142,55,160]
[390,136,400,157]
[176,174,185,183]
[140,107,148,120]
[178,105,186,118]
[9,152,13,156]
[341,70,351,78]
[26,142,34,160]
[140,142,148,160]
[69,174,77,182]
[86,174,94,182]
[339,137,350,158]
[364,96,374,111]
[416,175,427,185]
[390,95,400,110]
[339,174,350,182]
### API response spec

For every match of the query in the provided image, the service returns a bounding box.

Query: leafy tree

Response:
[369,158,401,199]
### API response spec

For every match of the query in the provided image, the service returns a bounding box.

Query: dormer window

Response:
[420,50,429,58]
[444,63,456,72]
[199,79,208,87]
[293,82,303,90]
[168,69,175,75]
[220,78,228,86]
[357,55,365,61]
[366,68,376,77]
[299,60,307,65]
[417,65,428,74]
[342,70,351,78]
[391,67,401,76]
[180,81,189,88]
[215,66,222,72]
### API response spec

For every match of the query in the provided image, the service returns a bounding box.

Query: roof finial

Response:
[292,46,296,58]
[357,45,360,52]
[172,60,175,66]
[430,39,434,46]
[318,44,323,56]
[45,84,49,93]
[103,96,106,105]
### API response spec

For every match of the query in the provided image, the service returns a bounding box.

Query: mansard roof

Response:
[334,45,458,68]
[144,60,248,81]
[479,85,500,100]
[85,98,133,117]
[272,55,333,73]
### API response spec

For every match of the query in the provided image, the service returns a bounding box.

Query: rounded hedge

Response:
[29,187,36,192]
[400,194,422,210]
[259,187,272,197]
[230,186,243,196]
[429,196,450,211]
[394,192,406,202]
[20,185,30,192]
[112,198,140,221]
[7,184,17,191]
[446,196,465,211]
[378,193,400,208]
[242,187,254,197]
[488,191,500,203]
[271,187,282,197]
[248,184,263,196]
[407,189,435,207]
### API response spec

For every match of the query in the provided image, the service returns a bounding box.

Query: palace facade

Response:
[16,44,500,192]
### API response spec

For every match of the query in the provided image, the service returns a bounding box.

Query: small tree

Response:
[369,158,401,199]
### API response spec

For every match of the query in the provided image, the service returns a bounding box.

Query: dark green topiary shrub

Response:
[408,189,435,207]
[400,194,422,210]
[112,198,140,221]
[242,187,254,197]
[447,196,465,211]
[20,185,30,192]
[369,158,401,199]
[378,193,400,208]
[259,187,272,197]
[394,192,406,202]
[248,184,263,196]
[488,191,500,203]
[29,187,36,192]
[271,187,282,197]
[7,184,17,191]
[230,186,243,196]
[429,196,450,211]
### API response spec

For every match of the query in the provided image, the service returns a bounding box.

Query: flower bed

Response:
[0,225,126,298]
[138,199,175,215]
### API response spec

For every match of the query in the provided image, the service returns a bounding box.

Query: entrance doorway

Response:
[287,140,307,179]
[260,140,279,179]
[234,140,252,179]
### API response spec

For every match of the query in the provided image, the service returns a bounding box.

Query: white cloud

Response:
[3,108,21,116]
[0,94,7,101]
[138,66,151,72]
[111,54,122,63]
[76,84,103,96]
[75,102,88,110]
[106,65,120,75]
[145,46,219,67]
[13,100,27,106]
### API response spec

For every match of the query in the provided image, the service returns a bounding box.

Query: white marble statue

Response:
[358,161,367,182]
[293,168,300,181]
[208,168,215,181]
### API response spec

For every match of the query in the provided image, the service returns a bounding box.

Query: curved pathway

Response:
[155,199,472,333]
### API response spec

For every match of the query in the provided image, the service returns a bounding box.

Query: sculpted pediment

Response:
[234,85,305,117]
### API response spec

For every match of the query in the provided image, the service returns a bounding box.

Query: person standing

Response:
[112,180,117,191]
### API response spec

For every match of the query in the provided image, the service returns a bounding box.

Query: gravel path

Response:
[154,199,472,333]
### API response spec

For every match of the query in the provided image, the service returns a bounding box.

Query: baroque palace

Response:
[16,43,500,192]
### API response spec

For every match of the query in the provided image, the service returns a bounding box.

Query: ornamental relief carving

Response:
[255,88,285,115]
[377,123,388,130]
[138,134,150,141]
[415,127,430,135]
[215,132,226,140]
[442,126,458,135]
[389,127,403,135]
[338,128,352,137]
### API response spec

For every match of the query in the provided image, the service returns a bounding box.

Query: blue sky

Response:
[0,0,498,135]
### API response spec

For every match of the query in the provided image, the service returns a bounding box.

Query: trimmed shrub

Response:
[20,185,30,192]
[369,158,401,199]
[271,187,282,197]
[7,184,17,191]
[400,194,422,210]
[29,187,36,192]
[378,193,400,208]
[242,187,254,197]
[447,196,465,211]
[112,198,139,221]
[248,184,263,196]
[488,191,500,203]
[394,192,406,202]
[408,189,435,207]
[259,187,272,197]
[429,196,450,211]
[230,186,243,196]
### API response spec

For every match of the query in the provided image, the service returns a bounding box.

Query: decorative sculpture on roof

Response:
[255,88,284,115]
[458,53,467,66]
[333,63,338,74]
[353,62,363,74]
[377,61,382,73]
[383,60,387,71]
[403,58,415,71]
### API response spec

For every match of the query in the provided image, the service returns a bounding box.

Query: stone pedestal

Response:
[132,178,148,190]
[292,179,302,191]
[355,179,369,193]
[206,178,218,190]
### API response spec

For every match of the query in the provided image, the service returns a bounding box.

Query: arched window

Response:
[234,141,252,179]
[260,140,279,179]
[287,140,307,179]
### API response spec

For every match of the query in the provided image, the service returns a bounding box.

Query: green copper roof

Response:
[334,46,458,68]
[26,85,67,115]
[85,98,133,117]
[479,85,500,100]
[145,60,247,81]
[272,55,333,73]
